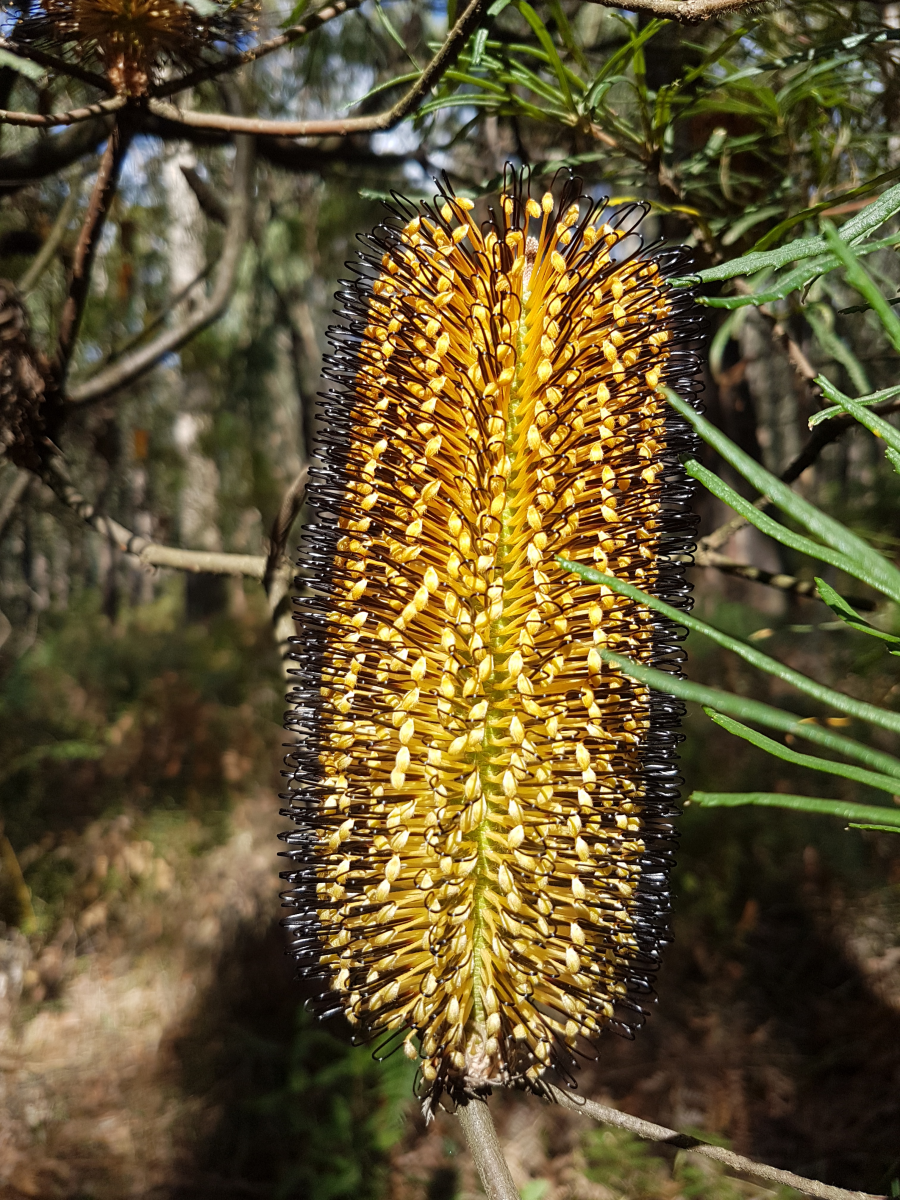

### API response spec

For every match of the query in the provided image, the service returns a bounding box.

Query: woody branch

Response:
[53,118,131,385]
[456,1090,886,1200]
[0,0,486,139]
[580,0,770,21]
[66,134,254,404]
[147,0,487,138]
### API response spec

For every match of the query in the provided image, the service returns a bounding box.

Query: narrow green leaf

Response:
[558,558,900,735]
[721,206,785,247]
[683,457,869,586]
[887,447,900,477]
[593,646,900,778]
[470,27,489,68]
[837,179,900,242]
[704,709,900,795]
[685,232,900,302]
[513,0,574,110]
[809,381,900,428]
[348,70,419,108]
[822,220,900,355]
[545,0,588,72]
[814,577,900,644]
[691,792,900,829]
[848,823,900,834]
[816,376,900,455]
[667,390,900,604]
[750,169,900,254]
[591,16,665,88]
[440,69,507,95]
[668,184,900,287]
[595,647,900,786]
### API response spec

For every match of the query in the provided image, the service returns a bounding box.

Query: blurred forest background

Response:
[1,0,900,1196]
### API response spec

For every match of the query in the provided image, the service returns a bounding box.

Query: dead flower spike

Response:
[13,0,255,94]
[281,169,704,1114]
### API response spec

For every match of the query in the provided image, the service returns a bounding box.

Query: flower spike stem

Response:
[456,1099,518,1200]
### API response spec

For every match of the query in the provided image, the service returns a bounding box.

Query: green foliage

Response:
[581,1126,795,1200]
[563,195,900,837]
[418,2,900,246]
[251,1010,416,1200]
[0,581,281,928]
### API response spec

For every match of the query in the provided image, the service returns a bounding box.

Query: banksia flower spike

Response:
[13,0,254,94]
[281,171,703,1113]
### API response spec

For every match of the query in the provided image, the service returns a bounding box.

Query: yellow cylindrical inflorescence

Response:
[282,171,703,1111]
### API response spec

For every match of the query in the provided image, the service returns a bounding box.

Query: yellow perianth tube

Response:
[282,172,702,1111]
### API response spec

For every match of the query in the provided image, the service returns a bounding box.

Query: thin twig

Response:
[547,1086,885,1200]
[692,546,877,610]
[90,260,215,373]
[147,0,487,138]
[52,120,131,386]
[153,0,367,98]
[264,466,308,669]
[0,38,114,94]
[19,183,81,294]
[0,96,126,128]
[66,134,254,405]
[0,470,30,540]
[42,455,265,578]
[456,1100,519,1200]
[580,0,767,21]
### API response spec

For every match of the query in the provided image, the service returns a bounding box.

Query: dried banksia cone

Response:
[15,0,254,94]
[281,172,703,1112]
[0,280,58,472]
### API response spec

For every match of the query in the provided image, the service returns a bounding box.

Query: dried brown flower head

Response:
[0,281,58,472]
[13,0,254,93]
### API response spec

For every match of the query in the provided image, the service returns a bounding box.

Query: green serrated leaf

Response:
[669,185,900,288]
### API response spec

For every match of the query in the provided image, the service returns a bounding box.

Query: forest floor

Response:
[1,592,899,1199]
[0,776,897,1200]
